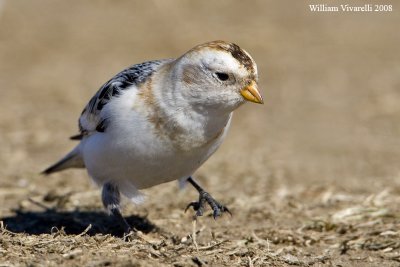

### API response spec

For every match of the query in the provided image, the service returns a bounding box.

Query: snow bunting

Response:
[43,40,263,233]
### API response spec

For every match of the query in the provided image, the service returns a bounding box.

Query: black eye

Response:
[215,72,229,81]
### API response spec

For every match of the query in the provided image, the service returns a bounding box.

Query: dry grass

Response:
[0,0,400,266]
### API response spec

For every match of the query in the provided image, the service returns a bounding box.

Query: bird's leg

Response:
[102,183,133,234]
[185,177,231,219]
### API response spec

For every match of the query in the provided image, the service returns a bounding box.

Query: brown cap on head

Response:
[190,40,257,76]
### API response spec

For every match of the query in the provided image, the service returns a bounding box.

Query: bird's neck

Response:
[150,65,232,151]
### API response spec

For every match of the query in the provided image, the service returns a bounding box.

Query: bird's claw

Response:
[185,191,231,219]
[123,229,137,241]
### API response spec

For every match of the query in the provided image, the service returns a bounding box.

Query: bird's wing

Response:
[72,59,172,139]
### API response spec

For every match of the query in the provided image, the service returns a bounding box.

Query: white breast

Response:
[81,88,232,195]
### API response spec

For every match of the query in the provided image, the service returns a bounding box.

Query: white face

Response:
[175,46,259,113]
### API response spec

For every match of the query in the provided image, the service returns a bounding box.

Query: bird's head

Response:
[172,40,263,112]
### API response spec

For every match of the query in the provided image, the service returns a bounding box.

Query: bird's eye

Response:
[215,72,229,81]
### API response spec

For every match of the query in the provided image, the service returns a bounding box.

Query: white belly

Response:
[81,118,227,190]
[80,87,232,199]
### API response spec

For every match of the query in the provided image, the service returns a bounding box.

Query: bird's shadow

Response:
[1,209,156,237]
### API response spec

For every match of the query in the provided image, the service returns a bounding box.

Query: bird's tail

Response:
[42,145,85,175]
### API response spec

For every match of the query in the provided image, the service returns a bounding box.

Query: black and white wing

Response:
[71,59,172,140]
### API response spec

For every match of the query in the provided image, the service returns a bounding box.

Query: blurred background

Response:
[0,0,399,265]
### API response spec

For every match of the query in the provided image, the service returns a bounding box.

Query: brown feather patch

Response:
[136,76,187,150]
[191,40,256,74]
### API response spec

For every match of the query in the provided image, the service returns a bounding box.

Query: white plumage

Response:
[44,40,263,232]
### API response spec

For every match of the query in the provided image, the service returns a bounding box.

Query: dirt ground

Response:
[1,0,400,266]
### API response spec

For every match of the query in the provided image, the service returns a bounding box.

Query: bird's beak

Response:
[240,81,264,104]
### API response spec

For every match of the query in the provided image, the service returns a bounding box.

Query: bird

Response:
[43,40,263,233]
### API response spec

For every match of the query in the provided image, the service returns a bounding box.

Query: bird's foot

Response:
[109,207,137,239]
[122,228,137,241]
[185,190,231,219]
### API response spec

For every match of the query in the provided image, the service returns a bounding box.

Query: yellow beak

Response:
[240,81,264,104]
